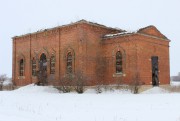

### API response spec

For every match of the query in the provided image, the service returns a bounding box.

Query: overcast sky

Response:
[0,0,180,77]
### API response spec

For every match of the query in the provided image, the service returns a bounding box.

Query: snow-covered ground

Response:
[171,81,180,86]
[141,87,169,94]
[0,85,180,121]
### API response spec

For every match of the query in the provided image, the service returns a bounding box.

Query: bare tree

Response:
[0,74,7,91]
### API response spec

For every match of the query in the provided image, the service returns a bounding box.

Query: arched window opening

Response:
[50,55,55,74]
[40,53,47,72]
[67,52,72,73]
[116,51,122,73]
[19,59,24,76]
[38,53,48,85]
[32,58,36,76]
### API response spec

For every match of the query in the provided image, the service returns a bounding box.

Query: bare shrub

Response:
[73,71,86,94]
[36,70,47,86]
[59,73,74,93]
[95,85,103,93]
[168,85,180,92]
[0,74,7,91]
[130,72,144,94]
[95,53,107,93]
[59,71,86,94]
[115,76,123,89]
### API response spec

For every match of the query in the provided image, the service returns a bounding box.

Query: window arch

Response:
[32,58,36,76]
[50,55,55,74]
[40,53,47,61]
[116,51,122,73]
[67,52,72,73]
[19,59,24,76]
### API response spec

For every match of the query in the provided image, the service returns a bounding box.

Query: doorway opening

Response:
[151,56,159,86]
[37,53,47,85]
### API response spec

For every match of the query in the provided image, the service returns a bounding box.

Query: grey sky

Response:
[0,0,179,77]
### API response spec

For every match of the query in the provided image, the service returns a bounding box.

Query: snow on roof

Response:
[137,25,155,32]
[103,31,136,38]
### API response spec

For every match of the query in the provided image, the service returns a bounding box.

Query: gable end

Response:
[137,25,168,40]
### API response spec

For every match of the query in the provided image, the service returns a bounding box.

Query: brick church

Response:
[12,20,170,86]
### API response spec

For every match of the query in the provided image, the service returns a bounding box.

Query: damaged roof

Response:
[13,20,169,41]
[103,25,170,41]
[13,19,123,39]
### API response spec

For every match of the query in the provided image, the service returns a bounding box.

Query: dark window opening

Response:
[67,52,72,73]
[32,58,36,76]
[116,51,122,73]
[19,59,24,76]
[38,53,48,85]
[40,53,47,71]
[50,55,55,74]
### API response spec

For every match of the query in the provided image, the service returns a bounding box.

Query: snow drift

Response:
[141,87,169,94]
[0,85,180,121]
[13,84,59,93]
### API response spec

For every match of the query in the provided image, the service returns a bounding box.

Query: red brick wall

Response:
[102,33,170,85]
[138,26,167,39]
[12,22,170,86]
[135,34,170,85]
[102,35,138,85]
